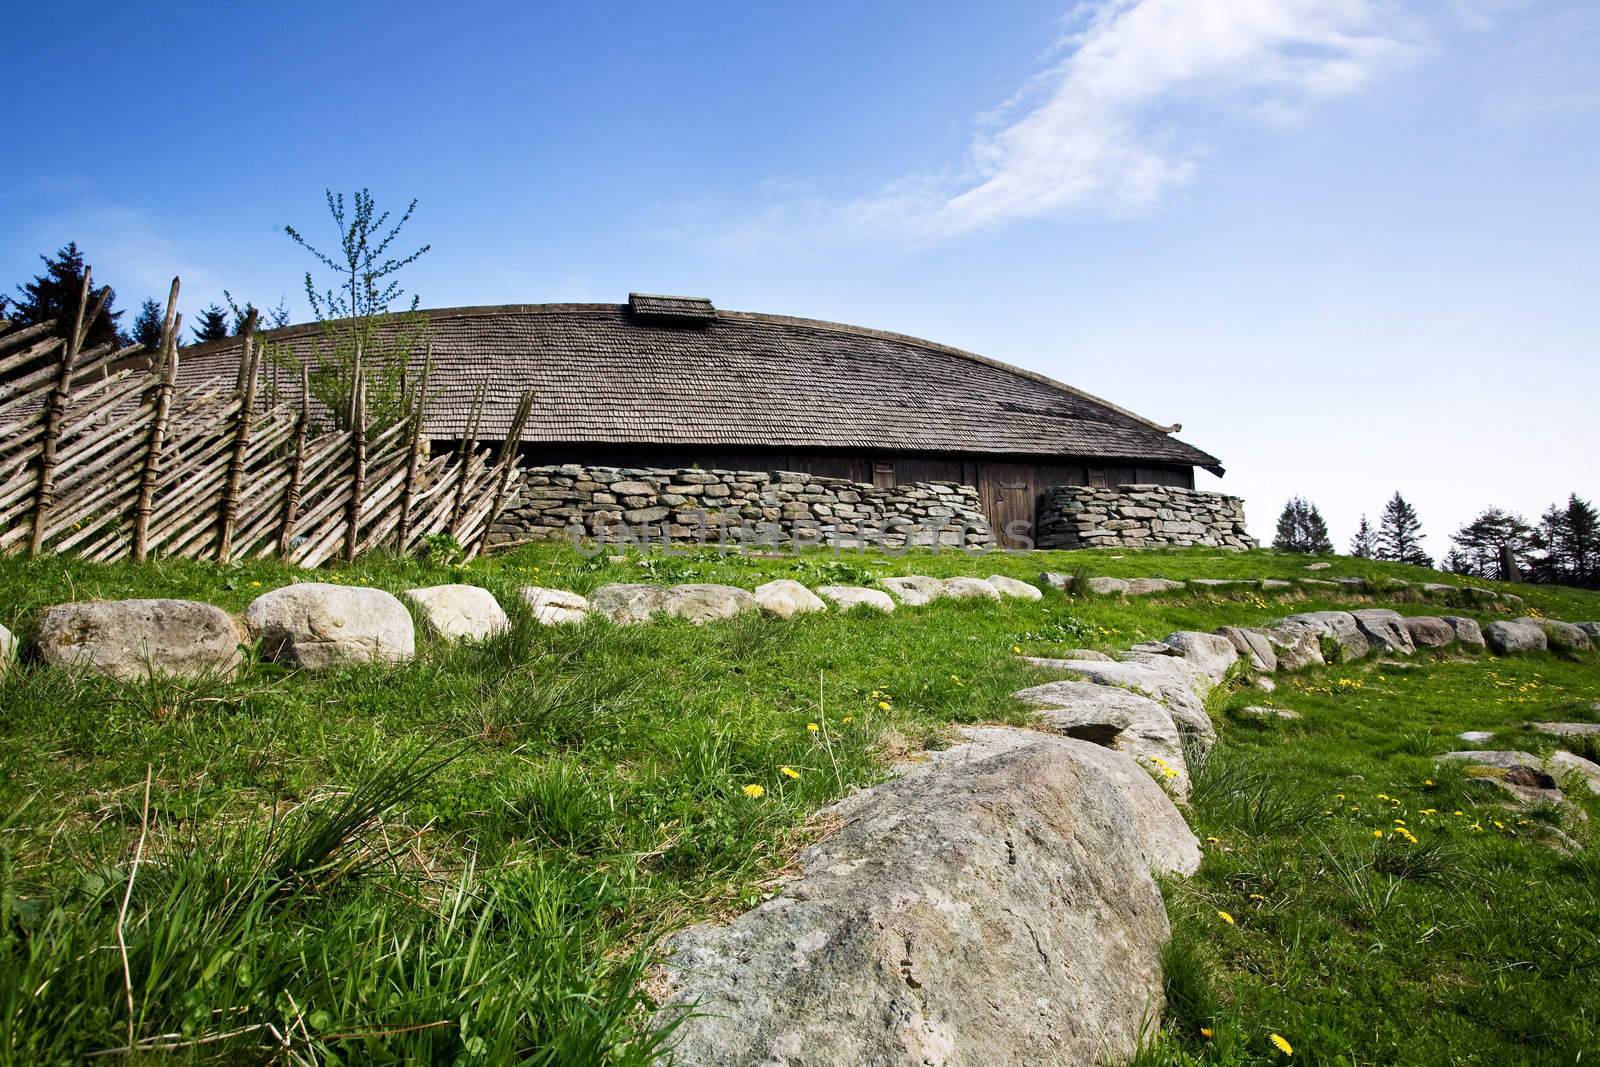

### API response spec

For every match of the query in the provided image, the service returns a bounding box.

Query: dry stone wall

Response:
[1036,484,1255,550]
[489,464,995,550]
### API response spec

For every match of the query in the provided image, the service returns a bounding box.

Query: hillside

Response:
[1,544,1597,1063]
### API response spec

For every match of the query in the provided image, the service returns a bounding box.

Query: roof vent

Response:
[627,292,716,323]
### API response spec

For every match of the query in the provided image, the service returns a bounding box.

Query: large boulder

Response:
[245,584,414,670]
[882,575,944,607]
[1484,620,1547,655]
[1519,618,1592,652]
[1403,615,1457,648]
[661,584,758,624]
[0,622,14,678]
[34,599,243,680]
[986,574,1043,601]
[1439,750,1567,806]
[1350,609,1415,655]
[1013,679,1192,800]
[1263,623,1326,671]
[1278,611,1369,661]
[940,576,1001,601]
[1025,655,1216,749]
[1577,623,1600,643]
[1441,749,1600,799]
[1531,722,1600,737]
[519,586,590,625]
[1155,631,1239,684]
[752,579,826,618]
[652,728,1190,1066]
[817,586,895,613]
[587,583,668,624]
[1216,625,1277,672]
[1085,576,1129,595]
[1443,616,1487,649]
[403,585,508,642]
[1126,577,1186,596]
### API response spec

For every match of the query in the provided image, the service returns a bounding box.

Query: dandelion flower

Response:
[878,701,891,711]
[1373,829,1384,838]
[807,722,820,733]
[842,716,854,725]
[742,784,765,799]
[1200,1027,1214,1039]
[1249,893,1266,901]
[1424,778,1435,786]
[1010,645,1022,655]
[780,766,800,780]
[1269,1033,1293,1056]
[1217,910,1235,925]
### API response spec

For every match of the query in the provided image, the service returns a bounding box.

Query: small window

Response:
[1087,468,1107,489]
[872,461,895,489]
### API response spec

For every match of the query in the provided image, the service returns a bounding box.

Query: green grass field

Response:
[1,544,1597,1064]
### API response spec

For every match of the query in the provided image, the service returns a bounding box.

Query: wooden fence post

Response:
[475,391,533,555]
[343,362,367,563]
[216,309,260,561]
[131,278,183,562]
[28,270,106,554]
[448,382,487,537]
[276,367,312,558]
[396,347,432,551]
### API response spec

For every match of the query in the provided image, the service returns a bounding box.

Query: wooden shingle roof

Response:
[177,300,1224,472]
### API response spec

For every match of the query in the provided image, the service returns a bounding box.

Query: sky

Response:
[5,0,1597,557]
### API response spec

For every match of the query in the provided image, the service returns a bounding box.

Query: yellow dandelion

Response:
[878,701,891,711]
[1270,1032,1293,1056]
[1200,1027,1214,1039]
[1010,644,1022,655]
[742,784,765,799]
[1217,910,1235,925]
[842,716,854,725]
[1424,778,1435,786]
[870,690,881,699]
[1249,893,1266,901]
[780,766,800,780]
[806,722,820,733]
[1373,829,1384,838]
[1453,810,1464,816]
[249,580,261,587]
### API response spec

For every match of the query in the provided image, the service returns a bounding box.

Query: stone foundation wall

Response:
[488,465,995,550]
[1035,485,1255,551]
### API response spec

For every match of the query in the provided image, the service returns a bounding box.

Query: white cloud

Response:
[769,0,1427,242]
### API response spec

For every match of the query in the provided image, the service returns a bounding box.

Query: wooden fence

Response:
[0,273,529,566]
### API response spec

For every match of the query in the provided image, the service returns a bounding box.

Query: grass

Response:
[0,543,1597,1063]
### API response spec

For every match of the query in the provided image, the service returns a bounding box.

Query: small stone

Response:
[882,575,944,607]
[1254,676,1277,692]
[940,576,1001,601]
[403,585,509,642]
[751,579,826,618]
[1443,616,1487,649]
[1125,577,1185,596]
[34,599,244,680]
[245,585,414,670]
[0,622,14,677]
[519,586,591,625]
[1085,576,1129,595]
[1305,562,1332,571]
[817,586,895,612]
[1240,705,1301,720]
[1039,571,1074,591]
[986,575,1043,601]
[1457,730,1496,743]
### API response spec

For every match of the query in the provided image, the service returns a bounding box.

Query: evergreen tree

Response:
[191,304,231,343]
[1349,514,1377,558]
[1272,497,1334,554]
[1375,492,1432,567]
[1448,508,1534,579]
[1531,494,1600,589]
[8,242,125,349]
[131,299,166,351]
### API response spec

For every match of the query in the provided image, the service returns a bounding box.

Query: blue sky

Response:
[6,0,1597,556]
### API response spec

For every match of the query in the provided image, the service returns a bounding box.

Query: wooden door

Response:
[978,462,1037,549]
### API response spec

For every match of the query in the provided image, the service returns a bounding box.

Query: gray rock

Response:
[1039,571,1074,591]
[1125,577,1186,596]
[1441,751,1565,805]
[752,579,826,618]
[1443,616,1487,649]
[817,585,895,613]
[1240,705,1302,720]
[882,575,944,606]
[1278,611,1369,660]
[1025,655,1216,749]
[1148,631,1239,684]
[1013,680,1191,799]
[1483,620,1547,655]
[1552,751,1600,795]
[1258,578,1293,591]
[245,585,413,670]
[1305,562,1332,571]
[1216,626,1278,672]
[1530,722,1600,737]
[403,585,509,642]
[940,576,1002,601]
[1263,624,1326,671]
[1577,622,1600,643]
[1085,576,1129,595]
[1189,578,1248,589]
[985,574,1043,601]
[1442,749,1600,799]
[1457,730,1496,743]
[1254,676,1277,692]
[519,586,590,625]
[1403,616,1456,648]
[661,584,758,624]
[1351,609,1415,655]
[1519,618,1592,652]
[1053,648,1113,661]
[0,622,14,677]
[589,583,671,624]
[33,599,243,681]
[653,728,1189,1067]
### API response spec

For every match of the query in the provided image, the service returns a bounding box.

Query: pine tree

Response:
[8,242,125,349]
[1531,494,1600,589]
[1349,514,1377,558]
[1376,492,1432,567]
[1272,497,1333,554]
[1447,508,1533,579]
[191,304,231,343]
[131,299,165,351]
